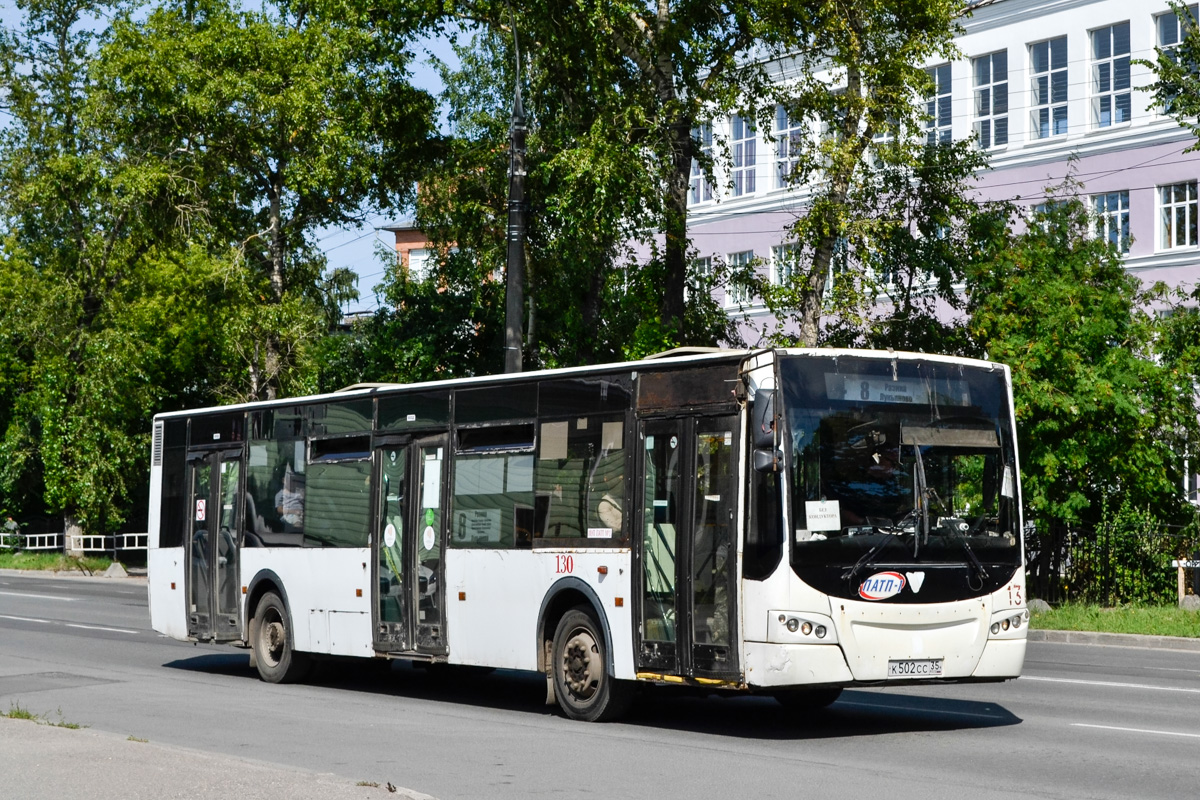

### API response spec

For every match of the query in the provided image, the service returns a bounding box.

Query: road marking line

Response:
[1073,723,1200,740]
[0,614,54,624]
[837,700,1007,720]
[64,623,140,635]
[1022,675,1200,694]
[0,590,72,602]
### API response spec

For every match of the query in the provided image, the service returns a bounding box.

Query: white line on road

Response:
[0,590,72,602]
[0,614,140,635]
[1022,675,1200,694]
[1073,723,1200,739]
[64,623,140,635]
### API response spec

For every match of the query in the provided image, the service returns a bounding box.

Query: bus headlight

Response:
[769,611,838,644]
[989,611,1028,638]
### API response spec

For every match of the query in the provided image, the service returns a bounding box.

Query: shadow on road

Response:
[162,652,1021,739]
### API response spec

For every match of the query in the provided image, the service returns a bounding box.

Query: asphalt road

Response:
[2,570,1199,800]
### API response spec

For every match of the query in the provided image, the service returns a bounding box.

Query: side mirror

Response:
[753,448,782,473]
[751,389,777,449]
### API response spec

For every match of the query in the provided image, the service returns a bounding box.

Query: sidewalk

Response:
[0,717,433,800]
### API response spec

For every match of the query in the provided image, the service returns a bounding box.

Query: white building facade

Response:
[688,0,1200,338]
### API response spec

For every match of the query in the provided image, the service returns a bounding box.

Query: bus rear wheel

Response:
[252,591,310,684]
[552,607,632,722]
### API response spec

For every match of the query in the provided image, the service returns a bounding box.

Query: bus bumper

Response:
[743,641,854,689]
[971,636,1027,679]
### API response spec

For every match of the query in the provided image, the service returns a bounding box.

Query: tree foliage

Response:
[966,194,1197,528]
[0,0,434,531]
[94,0,435,399]
[0,0,235,531]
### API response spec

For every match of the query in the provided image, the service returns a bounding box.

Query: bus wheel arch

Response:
[537,579,632,721]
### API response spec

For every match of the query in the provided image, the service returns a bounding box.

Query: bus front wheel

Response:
[551,607,632,722]
[252,591,310,684]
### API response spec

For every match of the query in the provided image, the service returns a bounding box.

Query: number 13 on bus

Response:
[147,348,1028,721]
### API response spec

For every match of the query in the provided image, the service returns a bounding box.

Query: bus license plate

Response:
[887,658,943,678]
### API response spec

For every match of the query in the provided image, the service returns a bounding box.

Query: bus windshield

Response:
[779,355,1021,571]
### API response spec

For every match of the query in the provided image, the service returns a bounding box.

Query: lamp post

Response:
[503,9,527,374]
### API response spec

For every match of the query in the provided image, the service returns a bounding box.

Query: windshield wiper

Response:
[842,508,918,587]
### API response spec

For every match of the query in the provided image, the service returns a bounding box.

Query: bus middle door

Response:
[373,435,449,656]
[185,448,244,642]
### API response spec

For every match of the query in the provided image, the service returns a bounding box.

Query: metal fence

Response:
[1026,519,1200,605]
[1,531,147,554]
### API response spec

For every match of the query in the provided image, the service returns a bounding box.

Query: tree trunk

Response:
[661,119,692,334]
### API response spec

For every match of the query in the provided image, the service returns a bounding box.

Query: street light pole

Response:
[503,8,527,374]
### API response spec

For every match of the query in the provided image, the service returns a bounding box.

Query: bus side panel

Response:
[241,547,372,656]
[445,549,635,678]
[148,547,188,641]
[445,549,540,670]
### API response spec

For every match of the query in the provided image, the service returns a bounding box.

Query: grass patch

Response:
[0,550,112,573]
[3,702,39,721]
[127,735,148,743]
[2,703,86,728]
[1031,603,1200,638]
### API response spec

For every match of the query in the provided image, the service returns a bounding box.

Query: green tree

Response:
[1142,0,1200,148]
[759,138,1005,354]
[965,193,1199,596]
[0,0,235,532]
[94,0,435,399]
[424,1,963,356]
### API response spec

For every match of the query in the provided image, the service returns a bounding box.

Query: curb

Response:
[0,567,147,583]
[1028,628,1200,652]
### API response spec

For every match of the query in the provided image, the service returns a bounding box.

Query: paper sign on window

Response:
[805,500,841,531]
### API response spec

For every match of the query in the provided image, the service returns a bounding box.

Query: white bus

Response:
[147,348,1028,721]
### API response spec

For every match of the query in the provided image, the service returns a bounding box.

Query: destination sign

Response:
[824,373,970,406]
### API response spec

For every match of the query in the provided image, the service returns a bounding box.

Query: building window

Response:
[1030,37,1068,139]
[1156,4,1199,113]
[1093,191,1130,254]
[690,123,714,205]
[1158,3,1199,49]
[926,63,952,144]
[407,248,433,281]
[725,250,755,308]
[1092,23,1131,128]
[773,104,804,188]
[731,115,756,197]
[1161,182,1198,249]
[973,51,1009,148]
[771,243,799,285]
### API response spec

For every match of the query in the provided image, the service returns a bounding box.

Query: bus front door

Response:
[373,435,449,656]
[638,417,740,682]
[185,448,243,642]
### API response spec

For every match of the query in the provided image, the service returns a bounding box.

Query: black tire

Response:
[252,591,311,684]
[774,686,843,712]
[552,607,633,722]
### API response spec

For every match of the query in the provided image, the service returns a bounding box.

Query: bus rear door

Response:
[637,416,740,682]
[373,435,450,656]
[185,448,243,642]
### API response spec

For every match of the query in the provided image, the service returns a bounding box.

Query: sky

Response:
[318,35,457,316]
